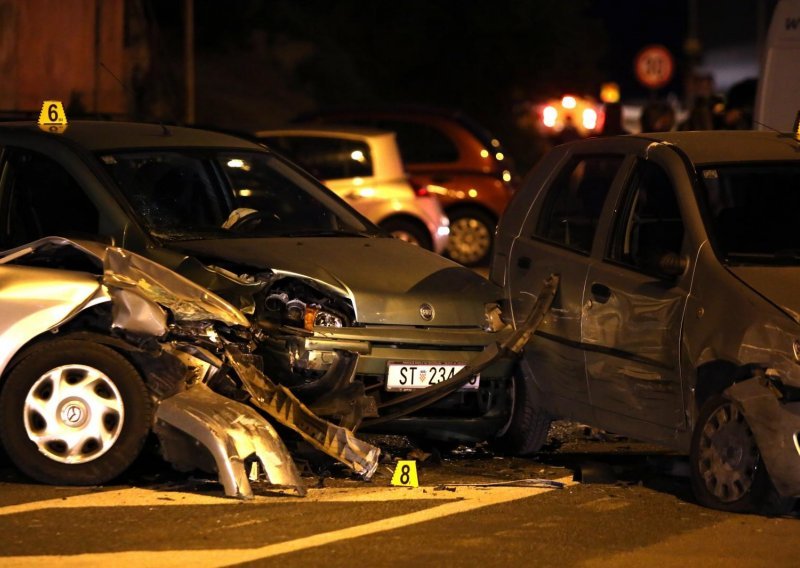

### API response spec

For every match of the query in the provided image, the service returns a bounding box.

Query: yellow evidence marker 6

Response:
[38,101,68,133]
[391,460,419,487]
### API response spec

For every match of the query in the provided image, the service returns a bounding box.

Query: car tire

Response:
[491,367,551,456]
[445,208,495,266]
[0,339,152,486]
[380,218,433,250]
[689,394,795,515]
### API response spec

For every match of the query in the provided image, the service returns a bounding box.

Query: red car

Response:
[296,107,518,266]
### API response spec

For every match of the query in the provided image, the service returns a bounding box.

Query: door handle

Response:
[517,256,531,269]
[590,283,611,304]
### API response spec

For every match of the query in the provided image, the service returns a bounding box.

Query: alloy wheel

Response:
[23,364,125,464]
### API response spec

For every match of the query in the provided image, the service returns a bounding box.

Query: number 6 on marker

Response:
[38,100,68,126]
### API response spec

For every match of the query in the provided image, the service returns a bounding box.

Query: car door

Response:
[506,150,628,419]
[0,147,102,247]
[582,158,689,431]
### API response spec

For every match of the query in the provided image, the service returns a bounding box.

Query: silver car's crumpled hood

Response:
[173,237,501,326]
[729,266,800,323]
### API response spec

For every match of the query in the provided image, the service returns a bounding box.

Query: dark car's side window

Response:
[0,149,100,247]
[260,136,373,180]
[608,160,684,272]
[534,154,624,254]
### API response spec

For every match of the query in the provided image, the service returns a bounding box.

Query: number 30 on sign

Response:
[391,460,419,487]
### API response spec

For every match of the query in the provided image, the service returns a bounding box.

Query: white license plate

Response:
[386,363,480,391]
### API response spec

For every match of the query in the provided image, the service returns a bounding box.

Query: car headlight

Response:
[264,282,351,331]
[302,305,343,330]
[313,309,343,329]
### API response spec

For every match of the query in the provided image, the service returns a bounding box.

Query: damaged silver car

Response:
[0,236,385,498]
[492,130,800,514]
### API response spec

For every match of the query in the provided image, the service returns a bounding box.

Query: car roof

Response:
[255,125,393,140]
[633,130,800,165]
[0,120,265,152]
[294,105,501,149]
[257,126,406,180]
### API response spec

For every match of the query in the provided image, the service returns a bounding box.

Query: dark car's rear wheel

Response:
[446,208,495,266]
[0,339,152,486]
[690,394,795,515]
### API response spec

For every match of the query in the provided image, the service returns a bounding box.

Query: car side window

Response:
[608,160,684,273]
[1,149,100,247]
[534,154,623,254]
[371,120,459,164]
[261,136,373,180]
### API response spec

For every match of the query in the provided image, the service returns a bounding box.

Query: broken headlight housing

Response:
[261,279,352,332]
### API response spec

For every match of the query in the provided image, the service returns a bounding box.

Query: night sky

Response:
[152,0,772,100]
[144,0,775,168]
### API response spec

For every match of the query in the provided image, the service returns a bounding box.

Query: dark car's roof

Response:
[0,121,265,152]
[633,130,800,165]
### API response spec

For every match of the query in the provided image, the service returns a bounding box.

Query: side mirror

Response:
[657,251,689,277]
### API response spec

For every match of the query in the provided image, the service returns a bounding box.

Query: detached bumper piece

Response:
[155,383,306,499]
[226,347,381,481]
[726,377,800,498]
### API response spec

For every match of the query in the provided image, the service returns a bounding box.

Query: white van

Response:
[754,0,800,131]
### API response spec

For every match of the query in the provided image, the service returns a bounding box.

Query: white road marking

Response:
[0,476,573,567]
[0,483,495,517]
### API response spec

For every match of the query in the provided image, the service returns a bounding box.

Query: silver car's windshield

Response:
[701,163,800,265]
[98,149,381,240]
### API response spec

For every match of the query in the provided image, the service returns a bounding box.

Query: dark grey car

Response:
[0,120,513,445]
[492,130,800,513]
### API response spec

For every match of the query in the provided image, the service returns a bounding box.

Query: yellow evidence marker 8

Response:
[391,460,419,487]
[38,101,68,133]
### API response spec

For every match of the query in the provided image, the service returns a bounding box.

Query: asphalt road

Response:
[1,426,797,567]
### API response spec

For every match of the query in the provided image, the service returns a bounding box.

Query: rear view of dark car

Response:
[296,107,518,266]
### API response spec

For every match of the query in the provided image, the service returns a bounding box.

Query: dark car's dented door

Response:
[582,159,689,430]
[506,150,628,419]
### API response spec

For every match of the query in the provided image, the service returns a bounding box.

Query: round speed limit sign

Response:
[634,45,675,90]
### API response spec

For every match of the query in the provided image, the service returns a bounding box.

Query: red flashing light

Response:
[410,178,431,197]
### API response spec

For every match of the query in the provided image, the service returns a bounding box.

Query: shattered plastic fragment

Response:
[226,346,381,480]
